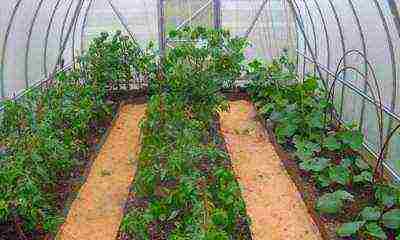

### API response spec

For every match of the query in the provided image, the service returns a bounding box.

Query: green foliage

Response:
[354,171,373,184]
[337,129,364,151]
[365,222,387,239]
[337,221,366,237]
[121,27,250,239]
[154,26,248,124]
[360,207,382,221]
[381,209,400,229]
[0,31,149,236]
[316,190,354,214]
[120,209,150,239]
[374,184,400,208]
[246,54,400,239]
[323,135,341,151]
[299,157,330,173]
[85,31,156,89]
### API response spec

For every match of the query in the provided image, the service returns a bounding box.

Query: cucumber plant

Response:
[246,54,400,239]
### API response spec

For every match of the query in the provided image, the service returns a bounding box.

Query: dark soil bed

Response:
[224,92,377,240]
[0,93,147,240]
[118,114,252,240]
[260,118,376,240]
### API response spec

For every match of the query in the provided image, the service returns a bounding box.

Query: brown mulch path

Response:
[56,104,146,240]
[219,100,322,240]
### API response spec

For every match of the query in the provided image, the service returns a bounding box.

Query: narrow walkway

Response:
[57,104,146,240]
[220,100,322,240]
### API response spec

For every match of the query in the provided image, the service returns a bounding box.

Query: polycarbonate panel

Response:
[0,0,157,99]
[0,0,83,98]
[3,1,39,96]
[221,0,262,37]
[164,0,213,34]
[84,0,157,46]
[246,2,272,60]
[188,3,214,28]
[0,1,21,98]
[221,0,294,60]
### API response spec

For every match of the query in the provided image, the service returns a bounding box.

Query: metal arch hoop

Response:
[0,0,24,98]
[43,0,63,78]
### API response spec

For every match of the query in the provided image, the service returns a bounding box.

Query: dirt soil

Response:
[219,99,322,240]
[56,103,146,240]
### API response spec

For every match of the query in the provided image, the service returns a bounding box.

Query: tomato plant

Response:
[0,31,153,238]
[119,27,251,239]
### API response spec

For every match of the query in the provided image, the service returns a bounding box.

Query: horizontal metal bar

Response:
[297,50,400,181]
[297,50,400,123]
[335,114,400,182]
[363,141,400,183]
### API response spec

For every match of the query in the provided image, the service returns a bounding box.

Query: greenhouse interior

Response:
[1,0,400,239]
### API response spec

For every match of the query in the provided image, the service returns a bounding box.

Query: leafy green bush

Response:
[247,54,400,239]
[120,27,250,239]
[0,31,150,238]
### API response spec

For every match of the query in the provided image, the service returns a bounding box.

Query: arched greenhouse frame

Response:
[1,0,400,239]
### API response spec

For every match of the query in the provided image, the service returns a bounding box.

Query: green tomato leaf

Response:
[334,190,354,201]
[338,130,363,151]
[341,157,354,168]
[316,172,331,188]
[294,138,320,160]
[317,194,343,214]
[259,103,274,116]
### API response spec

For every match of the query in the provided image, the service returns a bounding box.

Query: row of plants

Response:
[246,55,400,239]
[119,26,252,239]
[0,31,152,239]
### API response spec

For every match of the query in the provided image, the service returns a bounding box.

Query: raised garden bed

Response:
[247,56,400,240]
[118,26,253,239]
[0,31,153,240]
